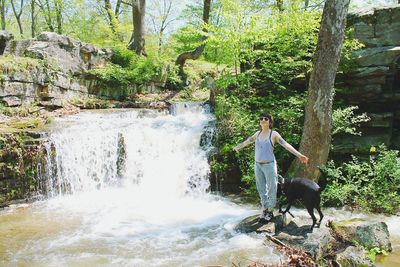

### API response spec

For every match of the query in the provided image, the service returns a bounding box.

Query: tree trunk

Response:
[128,0,146,55]
[289,0,350,181]
[54,0,62,34]
[115,0,122,18]
[276,0,284,11]
[175,0,211,77]
[41,0,55,32]
[104,0,119,33]
[31,0,36,37]
[0,0,6,30]
[11,0,24,37]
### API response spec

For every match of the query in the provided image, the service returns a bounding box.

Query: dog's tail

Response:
[317,166,328,192]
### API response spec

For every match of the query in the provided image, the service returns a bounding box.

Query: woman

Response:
[233,112,309,222]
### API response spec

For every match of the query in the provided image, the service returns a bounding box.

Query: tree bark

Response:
[289,0,350,181]
[115,0,122,18]
[0,0,6,30]
[276,0,284,11]
[105,0,118,33]
[54,0,62,34]
[128,0,146,55]
[31,0,36,37]
[175,0,211,76]
[11,0,25,37]
[36,0,55,32]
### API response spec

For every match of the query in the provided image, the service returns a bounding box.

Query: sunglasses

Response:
[259,117,269,121]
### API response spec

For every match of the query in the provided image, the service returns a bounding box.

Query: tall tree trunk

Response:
[104,0,118,33]
[115,0,122,18]
[31,0,36,37]
[11,0,24,37]
[289,0,350,181]
[175,0,211,79]
[0,0,6,30]
[128,0,146,55]
[40,0,55,32]
[276,0,284,11]
[54,0,62,34]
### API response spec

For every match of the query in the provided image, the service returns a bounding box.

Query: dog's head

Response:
[277,174,286,197]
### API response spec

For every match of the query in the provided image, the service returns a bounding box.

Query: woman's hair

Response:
[260,112,274,129]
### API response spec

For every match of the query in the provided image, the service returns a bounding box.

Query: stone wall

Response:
[332,5,400,156]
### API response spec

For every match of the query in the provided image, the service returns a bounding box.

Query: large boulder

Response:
[335,246,374,267]
[3,32,111,76]
[333,219,392,251]
[0,30,13,55]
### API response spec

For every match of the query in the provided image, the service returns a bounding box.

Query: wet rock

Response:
[335,246,374,267]
[333,218,392,251]
[234,213,288,234]
[302,227,335,260]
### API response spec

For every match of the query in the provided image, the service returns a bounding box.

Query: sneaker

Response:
[265,211,274,221]
[259,209,273,223]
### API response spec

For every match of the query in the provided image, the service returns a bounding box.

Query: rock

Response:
[332,133,392,155]
[0,30,13,55]
[333,219,392,252]
[234,213,288,234]
[4,32,111,76]
[335,246,374,267]
[353,46,400,67]
[1,96,22,107]
[302,227,335,260]
[348,6,400,47]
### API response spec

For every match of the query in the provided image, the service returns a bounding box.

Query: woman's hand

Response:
[233,146,240,152]
[298,154,309,164]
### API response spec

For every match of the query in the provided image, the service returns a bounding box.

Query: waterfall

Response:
[43,104,214,198]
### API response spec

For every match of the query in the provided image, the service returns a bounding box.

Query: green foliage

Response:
[171,26,204,54]
[321,145,400,213]
[0,133,45,203]
[332,106,370,136]
[90,47,163,87]
[365,247,388,262]
[338,28,365,73]
[213,69,306,199]
[111,47,137,68]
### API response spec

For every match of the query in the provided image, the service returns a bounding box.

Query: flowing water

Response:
[0,104,280,266]
[0,104,399,266]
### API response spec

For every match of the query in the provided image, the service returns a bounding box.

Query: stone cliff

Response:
[0,31,117,108]
[333,5,400,155]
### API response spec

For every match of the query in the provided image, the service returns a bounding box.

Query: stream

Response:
[0,104,399,266]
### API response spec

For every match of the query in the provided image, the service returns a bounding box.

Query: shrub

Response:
[321,145,400,214]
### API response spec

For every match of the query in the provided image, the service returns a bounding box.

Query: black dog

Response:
[277,174,326,230]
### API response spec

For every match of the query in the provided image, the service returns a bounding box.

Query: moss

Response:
[0,133,46,205]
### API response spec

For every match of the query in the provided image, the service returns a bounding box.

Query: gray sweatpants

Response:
[254,161,278,209]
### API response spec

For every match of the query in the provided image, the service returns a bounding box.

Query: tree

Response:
[276,0,283,11]
[128,0,146,55]
[0,0,6,30]
[36,0,64,34]
[147,0,180,54]
[175,0,211,79]
[104,0,121,38]
[31,0,38,37]
[289,0,350,181]
[10,0,25,36]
